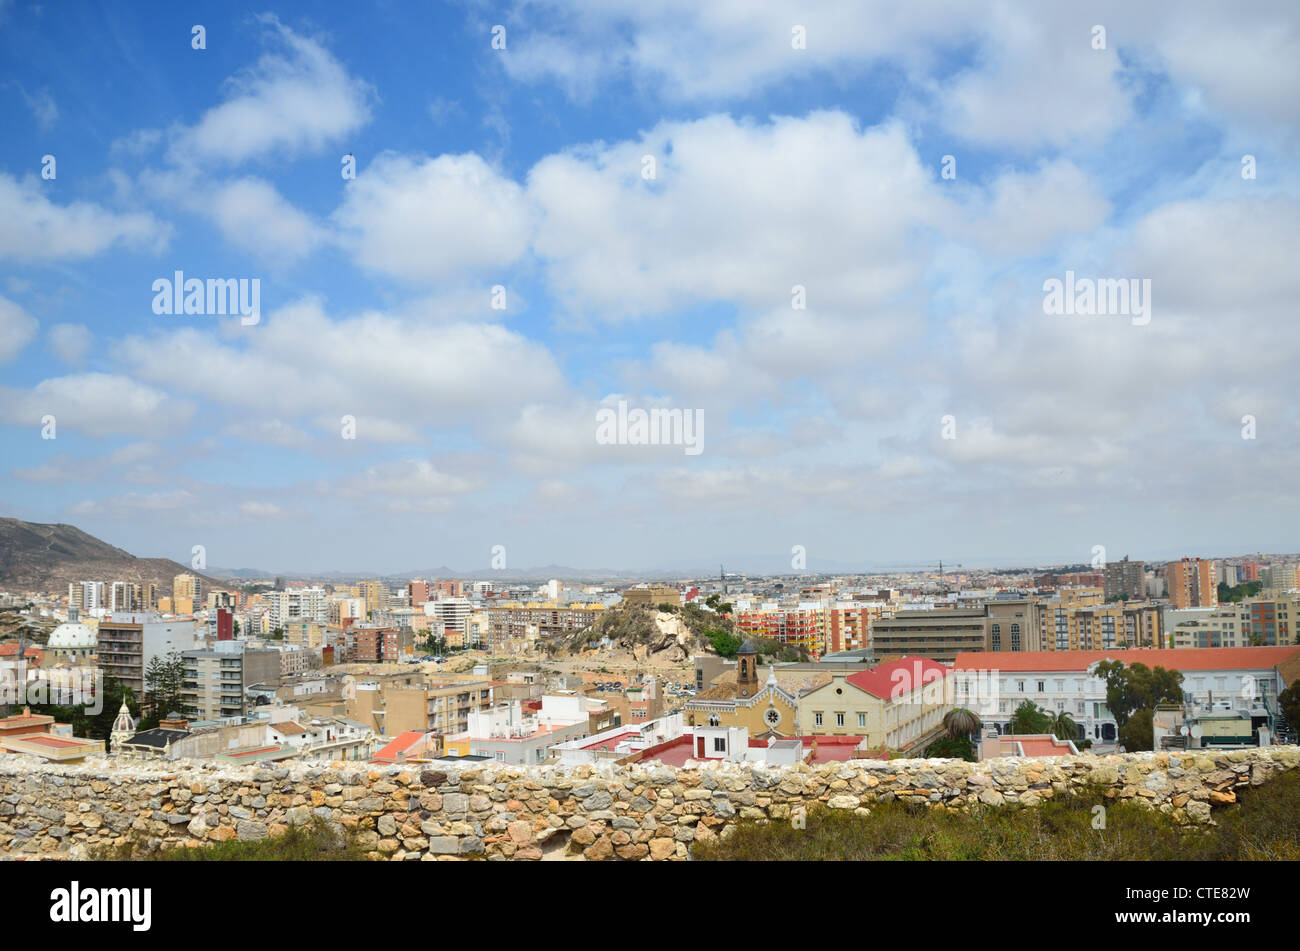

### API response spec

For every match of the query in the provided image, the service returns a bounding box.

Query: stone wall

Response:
[2,746,1297,861]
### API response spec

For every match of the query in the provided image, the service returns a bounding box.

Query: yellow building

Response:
[360,580,387,616]
[682,640,800,737]
[794,656,952,754]
[1037,588,1162,650]
[172,572,200,616]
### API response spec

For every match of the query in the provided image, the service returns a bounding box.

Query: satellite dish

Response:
[1190,725,1204,739]
[1180,726,1190,736]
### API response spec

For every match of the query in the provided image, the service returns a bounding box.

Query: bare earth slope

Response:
[0,517,224,593]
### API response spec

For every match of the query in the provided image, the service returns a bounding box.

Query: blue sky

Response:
[1,1,1298,576]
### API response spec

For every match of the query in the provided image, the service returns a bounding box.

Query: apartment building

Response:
[359,580,387,616]
[67,581,105,613]
[268,587,328,629]
[97,614,197,697]
[1239,596,1300,646]
[733,602,826,656]
[870,608,987,663]
[344,675,496,736]
[823,601,887,654]
[408,580,430,607]
[425,597,474,637]
[180,642,281,720]
[1261,564,1297,592]
[485,601,607,647]
[172,573,201,616]
[1102,557,1146,601]
[353,625,414,663]
[110,581,144,613]
[1167,558,1217,609]
[1037,588,1162,650]
[1169,608,1244,648]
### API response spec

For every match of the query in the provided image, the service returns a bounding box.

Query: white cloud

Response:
[168,16,373,166]
[208,177,327,262]
[0,295,38,362]
[0,173,169,262]
[333,152,532,283]
[117,297,567,426]
[46,323,93,365]
[0,373,194,436]
[528,113,944,321]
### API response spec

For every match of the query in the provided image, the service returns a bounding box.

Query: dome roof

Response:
[49,621,97,650]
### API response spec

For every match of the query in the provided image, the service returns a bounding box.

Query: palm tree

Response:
[1046,710,1078,742]
[943,707,983,740]
[1008,700,1051,735]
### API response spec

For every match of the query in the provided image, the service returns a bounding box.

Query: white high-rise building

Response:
[268,587,329,630]
[425,596,473,633]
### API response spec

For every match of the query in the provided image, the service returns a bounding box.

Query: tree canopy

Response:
[1094,660,1184,728]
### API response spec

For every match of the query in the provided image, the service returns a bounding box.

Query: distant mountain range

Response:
[0,518,224,594]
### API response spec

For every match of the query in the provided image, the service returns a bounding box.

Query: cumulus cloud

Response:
[167,16,373,166]
[0,295,38,362]
[333,152,532,283]
[0,173,169,262]
[0,373,194,436]
[529,113,944,321]
[46,323,93,365]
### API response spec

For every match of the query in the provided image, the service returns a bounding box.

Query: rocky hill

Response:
[0,518,224,594]
[544,603,733,665]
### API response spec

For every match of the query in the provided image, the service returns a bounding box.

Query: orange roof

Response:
[0,644,43,659]
[271,721,308,735]
[371,731,429,762]
[7,734,90,750]
[954,646,1300,673]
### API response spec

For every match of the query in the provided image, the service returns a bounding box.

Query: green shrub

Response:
[89,817,375,861]
[693,771,1300,861]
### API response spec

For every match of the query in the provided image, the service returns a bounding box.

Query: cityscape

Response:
[0,0,1296,929]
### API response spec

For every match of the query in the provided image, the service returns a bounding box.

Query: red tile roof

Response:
[845,655,950,699]
[954,646,1300,673]
[0,644,43,659]
[997,734,1076,757]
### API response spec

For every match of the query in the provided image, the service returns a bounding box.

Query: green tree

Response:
[1278,679,1300,737]
[1046,709,1079,742]
[706,628,741,658]
[942,708,983,741]
[1007,700,1051,734]
[28,677,136,743]
[143,650,186,721]
[1094,661,1183,728]
[923,736,975,761]
[1118,707,1155,752]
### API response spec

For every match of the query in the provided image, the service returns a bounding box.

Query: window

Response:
[858,713,866,728]
[836,712,845,727]
[814,712,823,726]
[1037,680,1045,692]
[713,737,726,752]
